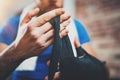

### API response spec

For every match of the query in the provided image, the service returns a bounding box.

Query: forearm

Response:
[0,42,25,79]
[82,43,97,58]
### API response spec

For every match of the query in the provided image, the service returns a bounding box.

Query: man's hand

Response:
[15,8,71,59]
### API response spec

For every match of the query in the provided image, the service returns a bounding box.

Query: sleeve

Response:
[0,16,19,45]
[74,19,90,45]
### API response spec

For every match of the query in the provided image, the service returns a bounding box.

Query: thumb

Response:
[74,36,80,48]
[20,8,40,26]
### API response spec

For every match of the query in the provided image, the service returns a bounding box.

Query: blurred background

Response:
[0,0,120,80]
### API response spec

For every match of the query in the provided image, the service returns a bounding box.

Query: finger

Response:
[47,60,50,66]
[30,22,53,37]
[60,29,69,38]
[74,36,80,48]
[60,19,71,32]
[45,29,54,42]
[30,8,65,27]
[21,8,40,26]
[60,12,71,23]
[41,29,54,42]
[39,22,53,34]
[36,29,54,48]
[30,8,40,17]
[53,72,60,80]
[43,37,54,50]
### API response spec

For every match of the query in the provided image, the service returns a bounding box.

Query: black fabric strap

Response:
[60,36,75,59]
[48,16,87,80]
[48,16,62,80]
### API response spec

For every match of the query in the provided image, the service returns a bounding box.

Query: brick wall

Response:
[75,0,120,78]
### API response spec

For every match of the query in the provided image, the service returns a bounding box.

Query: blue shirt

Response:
[0,16,19,45]
[0,16,90,80]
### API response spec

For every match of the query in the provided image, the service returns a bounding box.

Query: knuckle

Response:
[42,16,49,23]
[43,17,50,22]
[55,8,63,15]
[30,32,38,40]
[27,24,33,32]
[36,40,45,47]
[26,11,33,20]
[27,12,31,17]
[37,17,46,25]
[34,20,41,27]
[61,15,70,23]
[54,9,60,16]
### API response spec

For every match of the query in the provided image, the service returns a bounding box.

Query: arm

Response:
[0,43,25,79]
[0,8,70,79]
[0,43,7,52]
[82,43,97,57]
[0,8,39,53]
[74,19,97,57]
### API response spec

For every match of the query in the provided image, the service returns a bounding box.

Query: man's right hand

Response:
[15,8,71,59]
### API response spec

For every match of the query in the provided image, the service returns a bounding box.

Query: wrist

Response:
[0,42,25,64]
